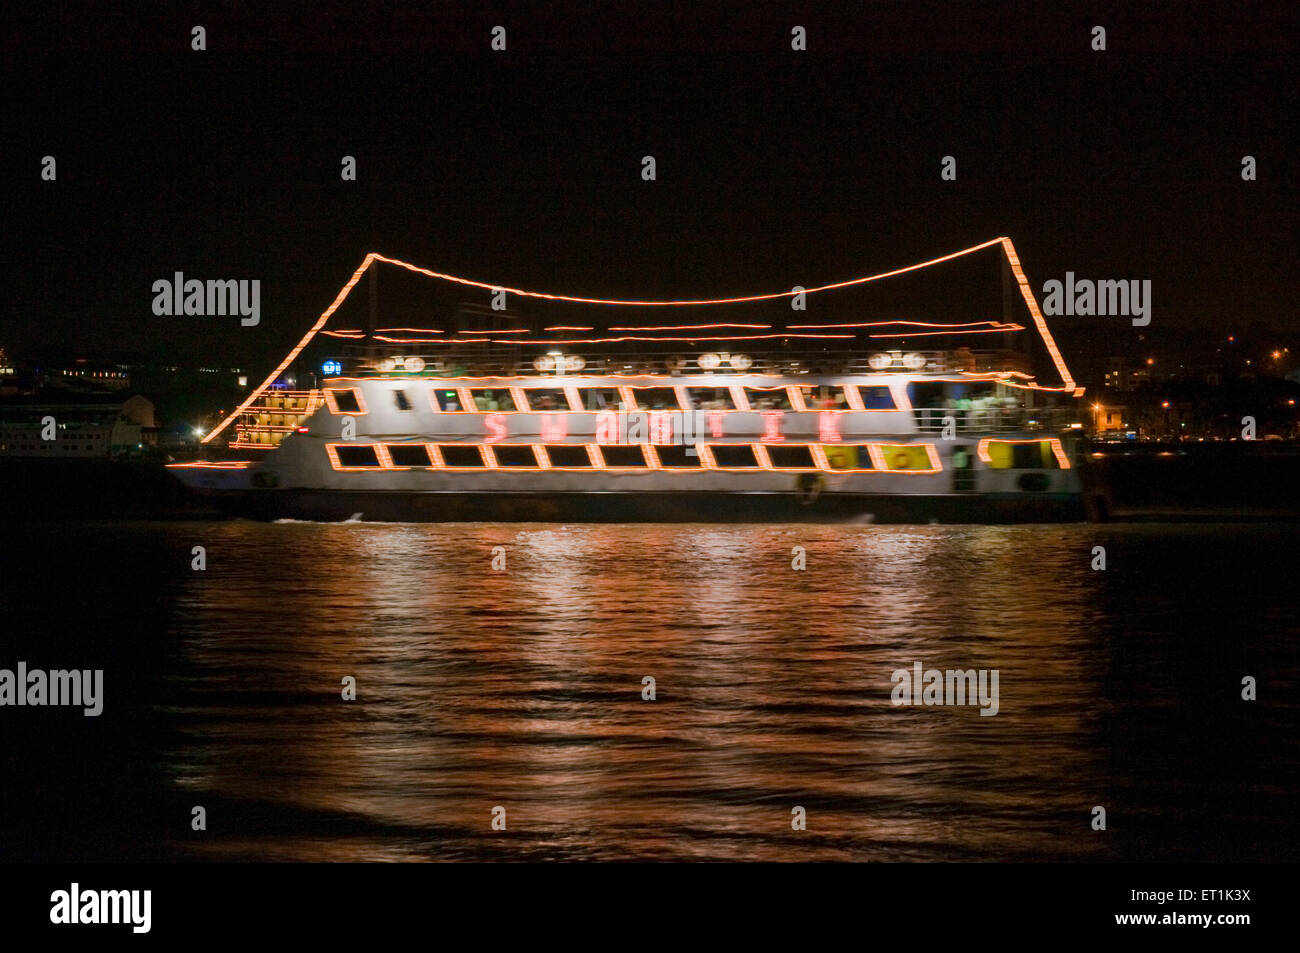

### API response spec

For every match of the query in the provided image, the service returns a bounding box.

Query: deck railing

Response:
[337,347,1035,379]
[911,406,1080,434]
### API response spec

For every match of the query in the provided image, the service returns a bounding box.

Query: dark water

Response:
[2,521,1297,862]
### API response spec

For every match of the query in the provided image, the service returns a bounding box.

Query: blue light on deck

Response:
[322,360,342,375]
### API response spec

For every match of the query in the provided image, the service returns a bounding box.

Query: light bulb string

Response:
[201,237,1077,444]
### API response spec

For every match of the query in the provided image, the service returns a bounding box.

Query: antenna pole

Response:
[368,263,378,361]
[1000,253,1019,353]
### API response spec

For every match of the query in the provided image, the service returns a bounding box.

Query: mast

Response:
[367,264,378,366]
[1000,252,1018,352]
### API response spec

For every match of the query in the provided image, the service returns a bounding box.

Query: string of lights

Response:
[867,325,1024,339]
[366,239,1008,306]
[201,238,1077,444]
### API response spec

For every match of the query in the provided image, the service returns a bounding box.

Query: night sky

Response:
[5,2,1295,374]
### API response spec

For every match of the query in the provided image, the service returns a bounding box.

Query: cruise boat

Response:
[170,238,1094,522]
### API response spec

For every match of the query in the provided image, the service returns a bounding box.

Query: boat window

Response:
[523,388,571,411]
[654,445,704,468]
[331,444,382,468]
[325,388,363,414]
[682,386,736,410]
[1026,441,1061,469]
[386,444,433,468]
[824,445,873,470]
[468,388,516,411]
[542,445,594,468]
[742,387,794,410]
[858,385,897,410]
[431,389,464,412]
[599,445,650,468]
[708,444,761,468]
[575,387,624,411]
[795,385,851,410]
[766,445,817,469]
[490,445,539,468]
[984,440,1062,470]
[393,389,412,411]
[628,387,682,410]
[879,444,936,471]
[1014,442,1043,469]
[905,382,946,410]
[436,444,488,468]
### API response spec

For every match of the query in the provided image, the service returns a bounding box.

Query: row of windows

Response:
[325,442,943,473]
[325,383,900,416]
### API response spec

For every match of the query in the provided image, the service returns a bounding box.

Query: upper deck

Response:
[202,238,1084,450]
[227,348,1076,450]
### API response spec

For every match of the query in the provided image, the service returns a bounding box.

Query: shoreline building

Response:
[0,391,157,458]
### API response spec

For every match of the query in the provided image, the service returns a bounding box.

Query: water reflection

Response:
[157,522,1297,861]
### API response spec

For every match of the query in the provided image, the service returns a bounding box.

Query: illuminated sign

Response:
[322,360,343,375]
[649,411,674,445]
[595,411,618,443]
[760,410,785,442]
[540,414,567,442]
[484,413,507,444]
[706,410,726,438]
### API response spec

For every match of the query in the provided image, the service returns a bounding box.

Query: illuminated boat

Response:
[170,238,1092,522]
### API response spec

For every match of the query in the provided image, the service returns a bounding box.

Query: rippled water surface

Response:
[4,521,1297,861]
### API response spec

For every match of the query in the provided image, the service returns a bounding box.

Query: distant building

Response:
[1095,405,1127,432]
[1101,356,1151,391]
[0,392,156,458]
[51,361,132,391]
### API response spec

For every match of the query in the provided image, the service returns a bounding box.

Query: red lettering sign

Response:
[761,410,785,442]
[595,411,619,444]
[541,413,567,442]
[706,409,726,438]
[650,411,674,445]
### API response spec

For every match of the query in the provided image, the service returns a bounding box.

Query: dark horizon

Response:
[5,3,1296,376]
